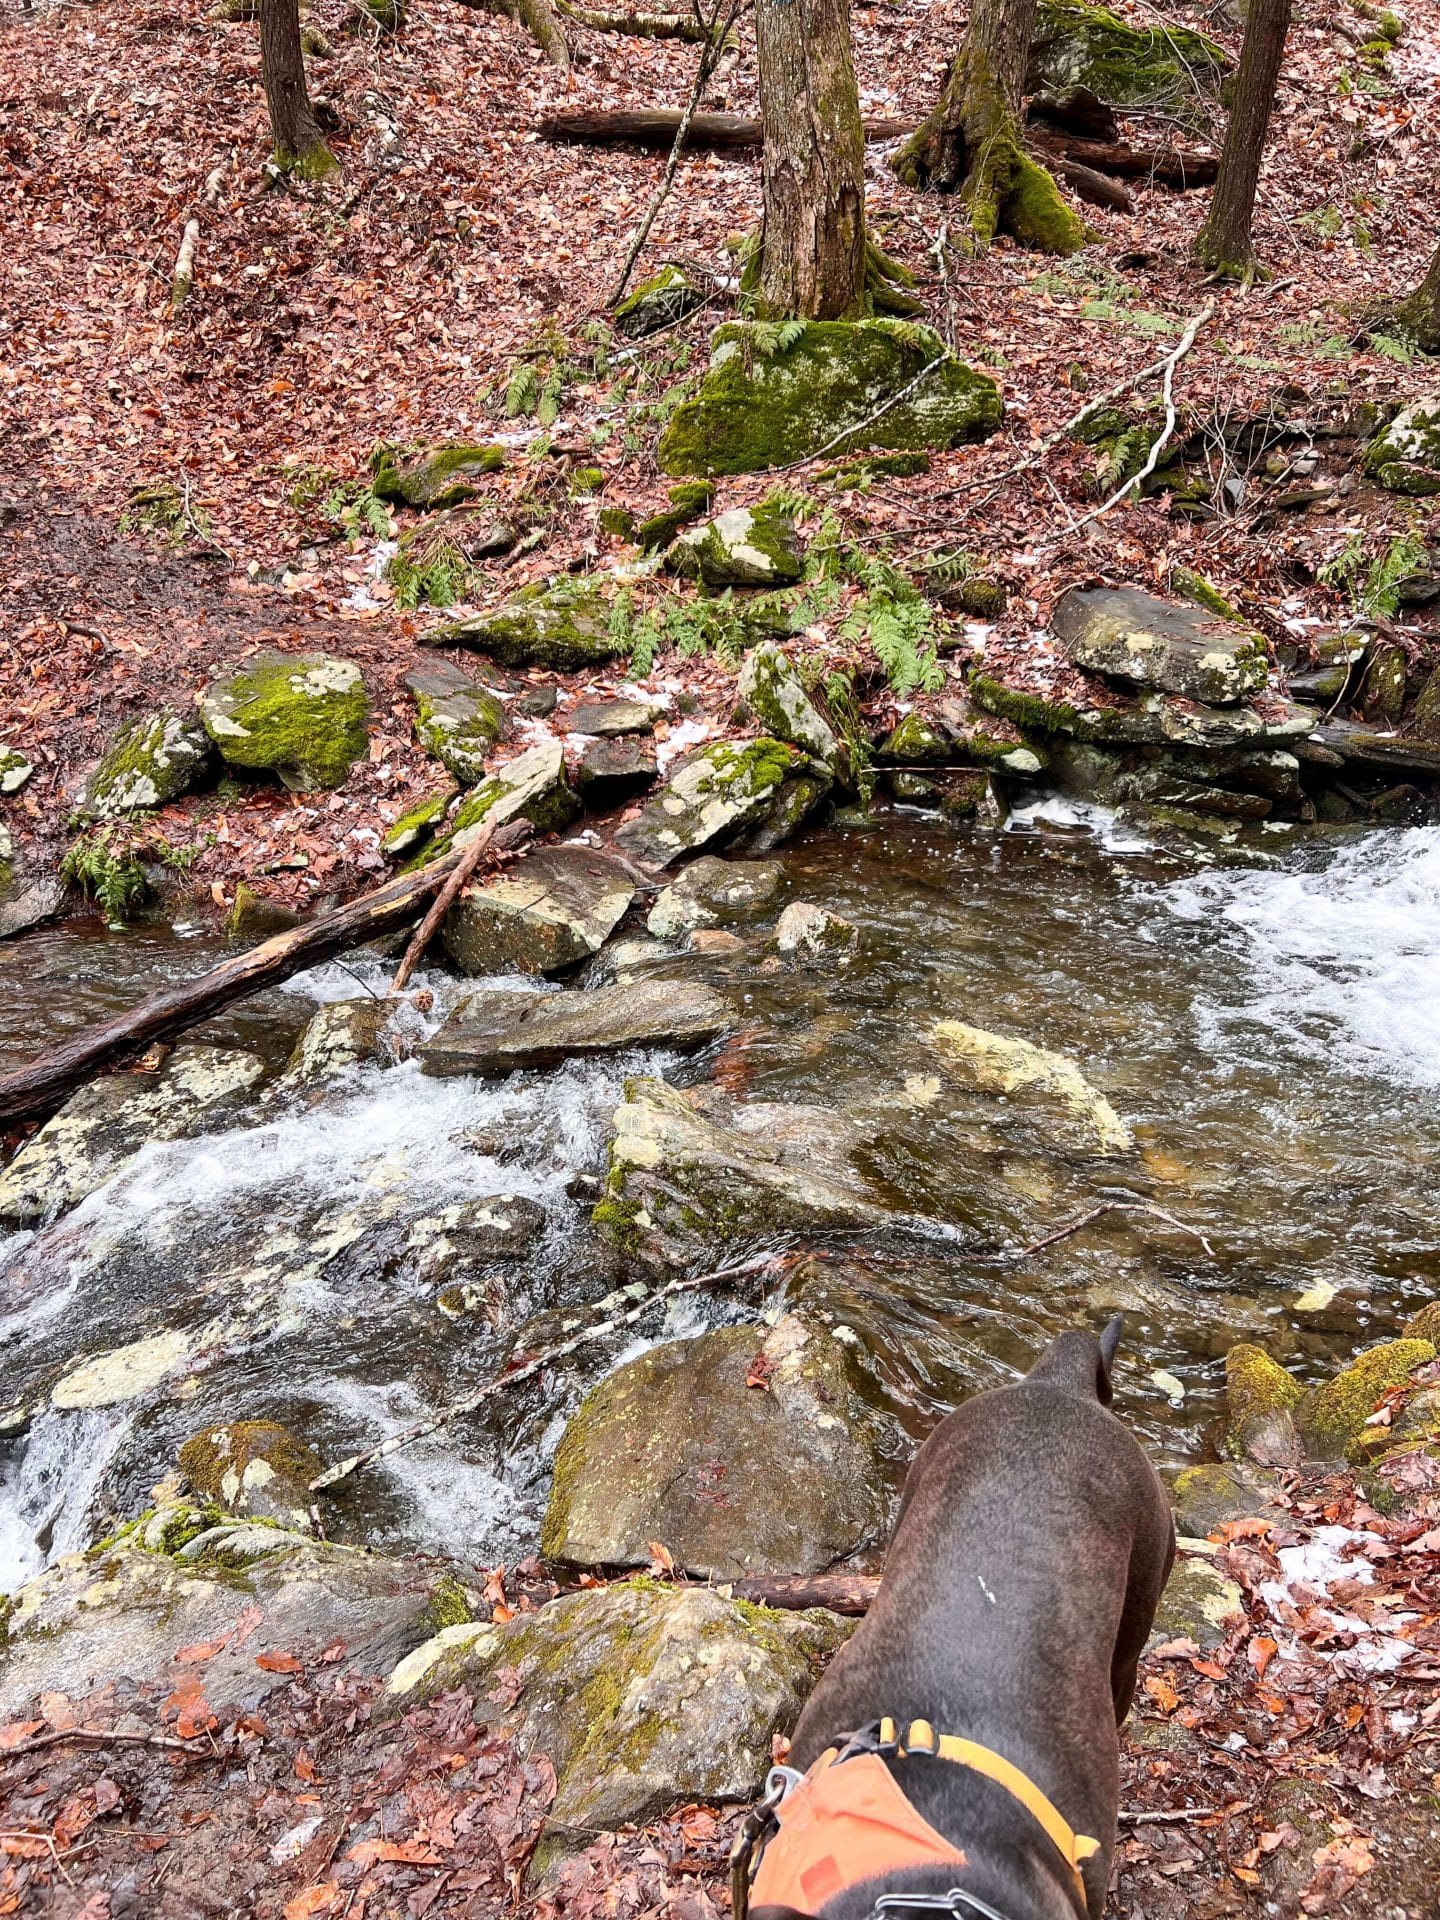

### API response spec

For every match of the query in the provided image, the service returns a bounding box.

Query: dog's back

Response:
[776,1322,1174,1918]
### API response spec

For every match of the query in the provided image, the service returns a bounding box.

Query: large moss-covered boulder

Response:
[441,739,580,852]
[404,660,505,784]
[1302,1338,1437,1460]
[1362,400,1440,496]
[422,978,732,1076]
[178,1419,321,1530]
[596,1077,894,1265]
[1028,1,1228,109]
[646,854,784,938]
[613,262,707,338]
[442,846,635,975]
[79,709,213,818]
[0,1527,462,1720]
[738,642,845,777]
[930,1020,1133,1153]
[198,652,369,790]
[1223,1344,1302,1465]
[616,738,823,867]
[1053,586,1269,706]
[668,504,805,587]
[658,321,1003,477]
[371,441,505,510]
[543,1315,890,1578]
[383,1581,849,1869]
[426,577,627,672]
[0,1045,265,1226]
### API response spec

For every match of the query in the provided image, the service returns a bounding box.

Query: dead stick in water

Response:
[390,818,499,993]
[1016,1201,1215,1262]
[309,1252,783,1492]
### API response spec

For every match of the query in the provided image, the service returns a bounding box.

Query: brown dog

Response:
[746,1319,1174,1920]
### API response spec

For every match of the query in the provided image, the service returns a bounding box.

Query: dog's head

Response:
[1025,1313,1123,1404]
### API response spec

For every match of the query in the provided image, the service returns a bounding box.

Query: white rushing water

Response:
[1163,825,1440,1088]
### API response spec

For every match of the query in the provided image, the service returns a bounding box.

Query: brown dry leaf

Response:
[646,1540,676,1578]
[282,1886,340,1920]
[1143,1675,1180,1714]
[256,1651,304,1674]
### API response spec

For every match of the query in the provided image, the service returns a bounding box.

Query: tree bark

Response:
[259,0,337,177]
[1388,236,1440,354]
[1192,0,1292,277]
[889,0,1085,254]
[754,0,867,319]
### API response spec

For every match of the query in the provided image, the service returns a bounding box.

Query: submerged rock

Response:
[617,739,824,867]
[0,1531,462,1719]
[1052,585,1269,706]
[596,1078,893,1264]
[668,504,805,588]
[658,321,1003,476]
[383,1580,849,1868]
[406,1194,548,1284]
[371,441,505,510]
[442,846,635,975]
[426,577,626,672]
[279,997,398,1085]
[930,1020,1133,1153]
[775,901,858,959]
[737,642,845,777]
[442,739,580,851]
[178,1419,321,1530]
[422,979,732,1076]
[612,262,708,338]
[543,1314,889,1578]
[1362,399,1440,496]
[198,652,370,790]
[79,708,214,817]
[405,661,505,785]
[0,1045,266,1226]
[646,855,784,938]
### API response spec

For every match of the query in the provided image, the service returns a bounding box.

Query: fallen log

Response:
[723,1571,879,1614]
[540,107,911,152]
[555,0,709,37]
[1045,154,1133,214]
[0,830,517,1127]
[1029,129,1217,189]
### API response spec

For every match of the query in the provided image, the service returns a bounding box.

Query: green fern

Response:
[841,557,946,697]
[505,362,540,417]
[1318,529,1428,621]
[61,828,152,927]
[1369,331,1415,365]
[922,547,979,585]
[537,366,567,428]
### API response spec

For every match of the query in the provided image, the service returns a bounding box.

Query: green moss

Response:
[1404,1302,1440,1344]
[613,263,706,340]
[694,737,798,797]
[658,321,1003,478]
[198,653,370,790]
[1224,1344,1301,1460]
[80,710,213,819]
[430,577,627,672]
[590,1191,644,1256]
[970,671,1090,738]
[410,681,504,785]
[598,507,636,540]
[1029,0,1228,110]
[1304,1338,1437,1460]
[371,442,505,510]
[570,467,605,498]
[382,786,455,858]
[1004,151,1091,255]
[636,481,716,553]
[880,712,950,763]
[426,1573,474,1632]
[1170,566,1244,624]
[178,1422,320,1506]
[448,751,580,843]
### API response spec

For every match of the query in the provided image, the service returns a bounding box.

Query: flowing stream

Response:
[2,814,1437,1594]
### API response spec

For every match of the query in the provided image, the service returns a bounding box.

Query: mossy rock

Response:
[381,784,456,858]
[668,503,805,587]
[616,737,821,867]
[1053,586,1268,706]
[404,661,505,784]
[371,441,504,510]
[427,577,627,673]
[736,642,845,776]
[1169,566,1244,625]
[0,746,34,796]
[1357,643,1409,726]
[1362,399,1440,496]
[79,708,214,818]
[434,739,580,857]
[1170,1462,1278,1540]
[198,652,370,790]
[1404,1301,1440,1344]
[1223,1344,1302,1464]
[1302,1338,1436,1460]
[382,1580,850,1870]
[645,854,784,938]
[178,1420,321,1530]
[613,263,707,340]
[1149,1549,1243,1653]
[658,321,1003,477]
[1028,0,1229,111]
[879,712,951,764]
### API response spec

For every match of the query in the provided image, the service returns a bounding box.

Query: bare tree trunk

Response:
[754,0,867,319]
[259,0,338,177]
[1387,236,1440,354]
[1192,0,1292,277]
[890,0,1084,254]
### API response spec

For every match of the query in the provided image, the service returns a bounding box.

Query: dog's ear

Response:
[1096,1313,1123,1405]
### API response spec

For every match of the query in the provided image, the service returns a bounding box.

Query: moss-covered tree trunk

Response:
[754,0,867,319]
[1387,236,1440,353]
[890,0,1085,253]
[1192,0,1292,277]
[259,0,337,177]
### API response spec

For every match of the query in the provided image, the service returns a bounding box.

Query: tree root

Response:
[864,237,924,316]
[893,106,1089,256]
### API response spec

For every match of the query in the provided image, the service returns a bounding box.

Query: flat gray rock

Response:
[441,846,635,976]
[574,733,657,802]
[567,698,657,737]
[1053,585,1268,706]
[422,978,733,1076]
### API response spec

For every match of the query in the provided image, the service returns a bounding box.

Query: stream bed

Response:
[2,811,1436,1595]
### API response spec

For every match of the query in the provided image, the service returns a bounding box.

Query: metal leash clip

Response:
[872,1891,1014,1920]
[730,1764,804,1920]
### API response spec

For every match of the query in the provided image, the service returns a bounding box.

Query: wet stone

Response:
[441,846,635,976]
[277,998,399,1087]
[406,1194,548,1284]
[646,855,784,939]
[617,739,821,868]
[178,1419,321,1531]
[1053,585,1269,706]
[421,978,733,1077]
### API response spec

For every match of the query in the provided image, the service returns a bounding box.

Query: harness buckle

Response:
[900,1719,939,1758]
[731,1764,799,1920]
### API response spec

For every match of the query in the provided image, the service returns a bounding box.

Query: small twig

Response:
[0,1727,213,1759]
[309,1251,782,1491]
[1016,1201,1215,1262]
[170,218,200,313]
[1119,1800,1250,1825]
[389,817,498,993]
[179,472,234,564]
[0,1830,73,1886]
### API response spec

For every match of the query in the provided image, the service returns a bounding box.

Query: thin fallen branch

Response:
[310,1251,782,1491]
[1118,1804,1237,1826]
[0,1727,214,1759]
[1016,1201,1216,1263]
[1042,297,1215,543]
[608,0,746,308]
[170,218,200,311]
[390,816,500,993]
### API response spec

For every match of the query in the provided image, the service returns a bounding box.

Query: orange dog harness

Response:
[736,1718,1100,1919]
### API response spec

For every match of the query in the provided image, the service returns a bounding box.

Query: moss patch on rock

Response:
[404,662,505,785]
[178,1420,321,1530]
[616,737,821,867]
[1224,1344,1301,1464]
[79,708,214,818]
[658,321,1002,477]
[371,441,505,510]
[613,263,707,340]
[1303,1338,1437,1460]
[668,503,805,587]
[382,785,456,858]
[427,577,627,673]
[198,653,369,790]
[1028,0,1228,112]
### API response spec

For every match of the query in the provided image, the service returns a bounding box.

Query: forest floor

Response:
[0,1467,1437,1919]
[3,0,1440,910]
